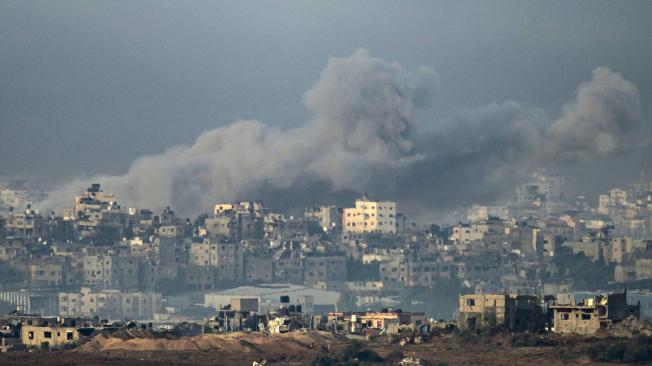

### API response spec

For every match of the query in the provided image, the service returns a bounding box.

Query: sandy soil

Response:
[0,331,646,365]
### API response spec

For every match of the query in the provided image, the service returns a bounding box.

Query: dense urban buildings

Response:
[1,172,652,331]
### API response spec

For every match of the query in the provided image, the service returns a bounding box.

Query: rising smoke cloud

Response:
[39,50,432,214]
[38,50,642,218]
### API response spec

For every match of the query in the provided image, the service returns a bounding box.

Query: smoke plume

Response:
[39,49,433,214]
[39,51,643,219]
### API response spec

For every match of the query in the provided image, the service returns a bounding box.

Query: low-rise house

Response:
[458,293,545,331]
[360,310,426,333]
[458,293,508,329]
[58,287,162,320]
[550,291,640,335]
[20,317,79,349]
[326,310,426,335]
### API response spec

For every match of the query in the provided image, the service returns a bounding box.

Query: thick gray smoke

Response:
[39,50,433,214]
[39,51,642,218]
[396,67,641,217]
[545,67,641,161]
[427,67,640,168]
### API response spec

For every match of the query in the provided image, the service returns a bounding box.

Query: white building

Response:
[204,283,340,314]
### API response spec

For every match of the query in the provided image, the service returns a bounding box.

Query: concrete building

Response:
[458,293,545,331]
[458,294,509,329]
[82,255,138,290]
[21,320,79,348]
[550,291,639,335]
[360,310,426,332]
[58,287,162,319]
[213,201,267,218]
[27,261,63,287]
[305,205,343,232]
[303,253,347,287]
[343,197,396,235]
[230,297,259,312]
[449,224,487,247]
[189,239,244,282]
[154,225,187,266]
[204,283,339,314]
[467,205,509,223]
[184,265,215,291]
[244,252,274,283]
[609,188,628,207]
[4,205,46,239]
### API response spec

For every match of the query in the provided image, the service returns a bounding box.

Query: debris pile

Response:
[606,316,652,337]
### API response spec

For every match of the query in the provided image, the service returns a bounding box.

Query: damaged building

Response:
[458,293,545,332]
[551,291,640,335]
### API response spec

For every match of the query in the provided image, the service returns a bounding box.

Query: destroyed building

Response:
[550,291,640,335]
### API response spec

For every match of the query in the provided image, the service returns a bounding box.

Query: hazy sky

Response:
[1,1,650,178]
[2,1,652,218]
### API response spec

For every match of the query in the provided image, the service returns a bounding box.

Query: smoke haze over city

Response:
[5,3,652,363]
[1,1,651,219]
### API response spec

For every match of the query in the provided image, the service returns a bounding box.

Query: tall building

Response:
[342,196,396,235]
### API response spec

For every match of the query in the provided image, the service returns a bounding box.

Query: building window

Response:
[581,314,592,320]
[43,331,52,339]
[561,313,570,320]
[28,331,34,340]
[467,299,475,306]
[67,331,74,340]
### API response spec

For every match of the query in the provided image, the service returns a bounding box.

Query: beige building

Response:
[22,325,78,348]
[459,293,545,332]
[58,287,162,319]
[598,194,611,215]
[213,201,267,217]
[562,237,603,261]
[467,205,509,223]
[551,292,639,335]
[343,198,396,235]
[189,239,243,283]
[4,206,46,239]
[190,240,212,266]
[72,183,117,215]
[244,253,273,283]
[605,237,634,263]
[27,262,63,287]
[305,205,343,232]
[609,188,628,206]
[303,254,347,287]
[155,226,188,265]
[458,294,508,329]
[449,224,487,246]
[184,264,215,290]
[615,264,636,283]
[82,255,138,290]
[20,317,79,348]
[635,258,652,280]
[0,188,29,208]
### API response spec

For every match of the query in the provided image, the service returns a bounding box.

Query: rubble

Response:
[605,316,652,337]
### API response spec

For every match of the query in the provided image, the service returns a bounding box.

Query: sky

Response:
[1,1,651,218]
